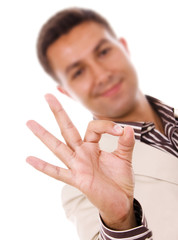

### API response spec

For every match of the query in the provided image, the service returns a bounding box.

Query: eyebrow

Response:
[65,38,110,74]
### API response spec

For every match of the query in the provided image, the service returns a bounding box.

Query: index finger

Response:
[84,120,124,143]
[45,94,82,150]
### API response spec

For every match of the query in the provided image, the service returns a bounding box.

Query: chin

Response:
[105,103,134,119]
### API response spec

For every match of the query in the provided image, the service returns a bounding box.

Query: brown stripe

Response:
[101,226,152,239]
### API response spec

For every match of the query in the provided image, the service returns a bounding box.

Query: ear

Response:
[57,85,73,99]
[118,38,130,55]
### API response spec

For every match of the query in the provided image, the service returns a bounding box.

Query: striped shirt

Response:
[99,96,177,240]
[118,96,178,158]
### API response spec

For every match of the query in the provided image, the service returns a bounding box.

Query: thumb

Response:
[113,126,135,162]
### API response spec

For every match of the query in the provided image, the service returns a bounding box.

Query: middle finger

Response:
[45,94,83,150]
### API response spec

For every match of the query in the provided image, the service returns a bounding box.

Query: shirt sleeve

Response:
[99,199,153,240]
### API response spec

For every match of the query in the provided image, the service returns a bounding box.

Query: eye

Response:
[72,68,84,79]
[98,47,111,57]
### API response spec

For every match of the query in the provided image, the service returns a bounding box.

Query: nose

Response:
[90,62,111,85]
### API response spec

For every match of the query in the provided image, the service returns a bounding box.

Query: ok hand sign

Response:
[27,94,136,230]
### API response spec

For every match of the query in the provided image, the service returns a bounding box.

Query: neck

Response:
[94,92,165,134]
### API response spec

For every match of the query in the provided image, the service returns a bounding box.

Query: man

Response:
[26,7,178,240]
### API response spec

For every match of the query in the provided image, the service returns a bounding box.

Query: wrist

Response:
[100,200,137,231]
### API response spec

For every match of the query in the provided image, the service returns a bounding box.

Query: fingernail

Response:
[113,124,124,134]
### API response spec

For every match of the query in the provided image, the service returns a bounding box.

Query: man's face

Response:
[47,21,139,120]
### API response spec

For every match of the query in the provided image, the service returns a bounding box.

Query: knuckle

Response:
[87,120,101,132]
[42,162,48,173]
[54,140,62,153]
[55,166,61,176]
[41,129,48,138]
[56,106,64,114]
[60,121,74,137]
[65,120,74,129]
[88,120,95,129]
[74,137,83,146]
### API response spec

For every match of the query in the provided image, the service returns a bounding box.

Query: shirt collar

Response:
[116,95,177,139]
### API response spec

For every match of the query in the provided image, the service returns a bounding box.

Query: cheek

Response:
[110,50,132,70]
[67,78,93,101]
[79,81,91,92]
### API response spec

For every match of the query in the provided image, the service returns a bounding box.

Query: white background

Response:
[0,0,177,239]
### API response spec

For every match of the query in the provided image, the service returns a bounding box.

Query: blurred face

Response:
[47,21,139,120]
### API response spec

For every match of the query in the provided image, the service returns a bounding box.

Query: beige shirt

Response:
[62,138,178,240]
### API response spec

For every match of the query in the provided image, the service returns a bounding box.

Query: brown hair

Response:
[37,7,116,82]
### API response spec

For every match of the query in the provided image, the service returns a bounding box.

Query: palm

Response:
[71,140,134,217]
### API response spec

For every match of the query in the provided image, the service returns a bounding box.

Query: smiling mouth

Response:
[100,79,123,97]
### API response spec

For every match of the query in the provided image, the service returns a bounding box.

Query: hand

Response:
[26,94,136,230]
